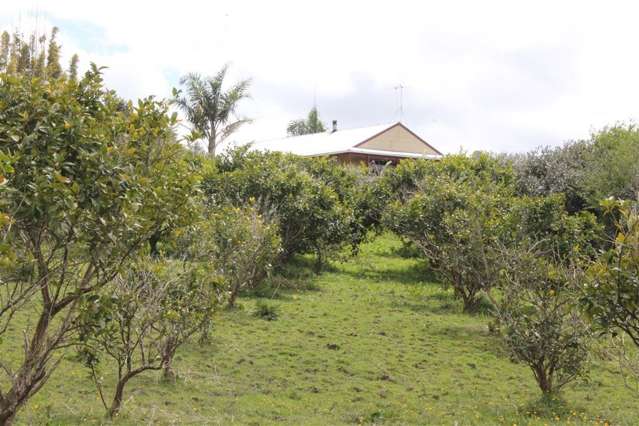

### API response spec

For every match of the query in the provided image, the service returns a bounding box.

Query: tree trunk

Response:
[107,379,127,418]
[198,313,212,345]
[208,133,216,156]
[149,232,161,258]
[162,358,176,383]
[0,405,17,426]
[462,299,478,313]
[535,367,553,395]
[314,247,323,275]
[161,340,177,383]
[0,307,54,425]
[227,282,240,308]
[460,290,479,313]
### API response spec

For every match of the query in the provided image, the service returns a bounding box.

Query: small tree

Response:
[45,27,62,79]
[584,125,639,204]
[78,259,213,417]
[287,107,326,136]
[384,154,514,311]
[68,54,79,81]
[209,204,281,308]
[0,32,9,71]
[497,249,592,395]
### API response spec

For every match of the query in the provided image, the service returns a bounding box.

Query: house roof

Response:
[249,122,442,159]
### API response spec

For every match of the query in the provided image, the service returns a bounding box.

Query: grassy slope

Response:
[10,234,639,425]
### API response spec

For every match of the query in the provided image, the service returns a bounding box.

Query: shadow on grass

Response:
[279,255,340,275]
[390,292,460,315]
[244,276,321,300]
[242,255,328,301]
[429,323,508,358]
[387,239,422,259]
[340,262,438,287]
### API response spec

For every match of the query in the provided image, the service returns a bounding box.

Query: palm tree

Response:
[174,64,251,156]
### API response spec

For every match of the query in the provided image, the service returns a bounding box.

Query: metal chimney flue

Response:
[332,120,338,133]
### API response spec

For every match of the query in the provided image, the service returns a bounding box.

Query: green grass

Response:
[7,234,639,424]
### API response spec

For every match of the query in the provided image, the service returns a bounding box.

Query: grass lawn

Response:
[8,234,638,425]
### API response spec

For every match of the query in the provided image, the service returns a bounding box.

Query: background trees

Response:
[286,107,326,136]
[507,124,639,214]
[584,125,639,204]
[174,64,251,156]
[0,27,72,80]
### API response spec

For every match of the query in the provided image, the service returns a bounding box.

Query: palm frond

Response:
[220,118,253,143]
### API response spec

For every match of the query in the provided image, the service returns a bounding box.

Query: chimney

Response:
[332,120,338,133]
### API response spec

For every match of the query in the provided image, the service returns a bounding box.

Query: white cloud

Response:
[3,0,639,153]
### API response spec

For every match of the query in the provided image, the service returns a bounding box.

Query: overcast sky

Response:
[2,1,638,153]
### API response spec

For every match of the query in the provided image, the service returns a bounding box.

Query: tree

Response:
[507,140,593,213]
[0,67,189,423]
[0,28,70,80]
[68,54,79,81]
[287,107,326,136]
[174,64,251,156]
[16,39,30,75]
[584,124,639,204]
[33,35,47,78]
[208,204,281,307]
[78,259,214,417]
[383,154,515,312]
[45,27,62,79]
[0,32,9,70]
[5,32,18,75]
[583,199,639,346]
[203,149,361,270]
[507,124,639,213]
[497,248,592,396]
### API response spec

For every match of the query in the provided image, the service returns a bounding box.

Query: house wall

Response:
[358,124,439,155]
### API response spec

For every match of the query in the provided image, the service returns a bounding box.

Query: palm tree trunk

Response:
[208,133,216,156]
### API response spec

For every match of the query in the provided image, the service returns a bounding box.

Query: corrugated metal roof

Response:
[249,122,442,159]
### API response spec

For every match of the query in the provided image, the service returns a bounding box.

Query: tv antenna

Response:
[394,84,405,121]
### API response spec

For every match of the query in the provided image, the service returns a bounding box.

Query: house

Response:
[250,121,442,165]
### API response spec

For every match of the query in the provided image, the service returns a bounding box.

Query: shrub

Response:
[497,249,592,395]
[77,258,214,417]
[502,194,602,261]
[202,148,360,270]
[584,125,639,203]
[384,154,514,312]
[507,141,592,213]
[583,199,639,349]
[507,124,639,213]
[209,204,281,308]
[254,300,278,321]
